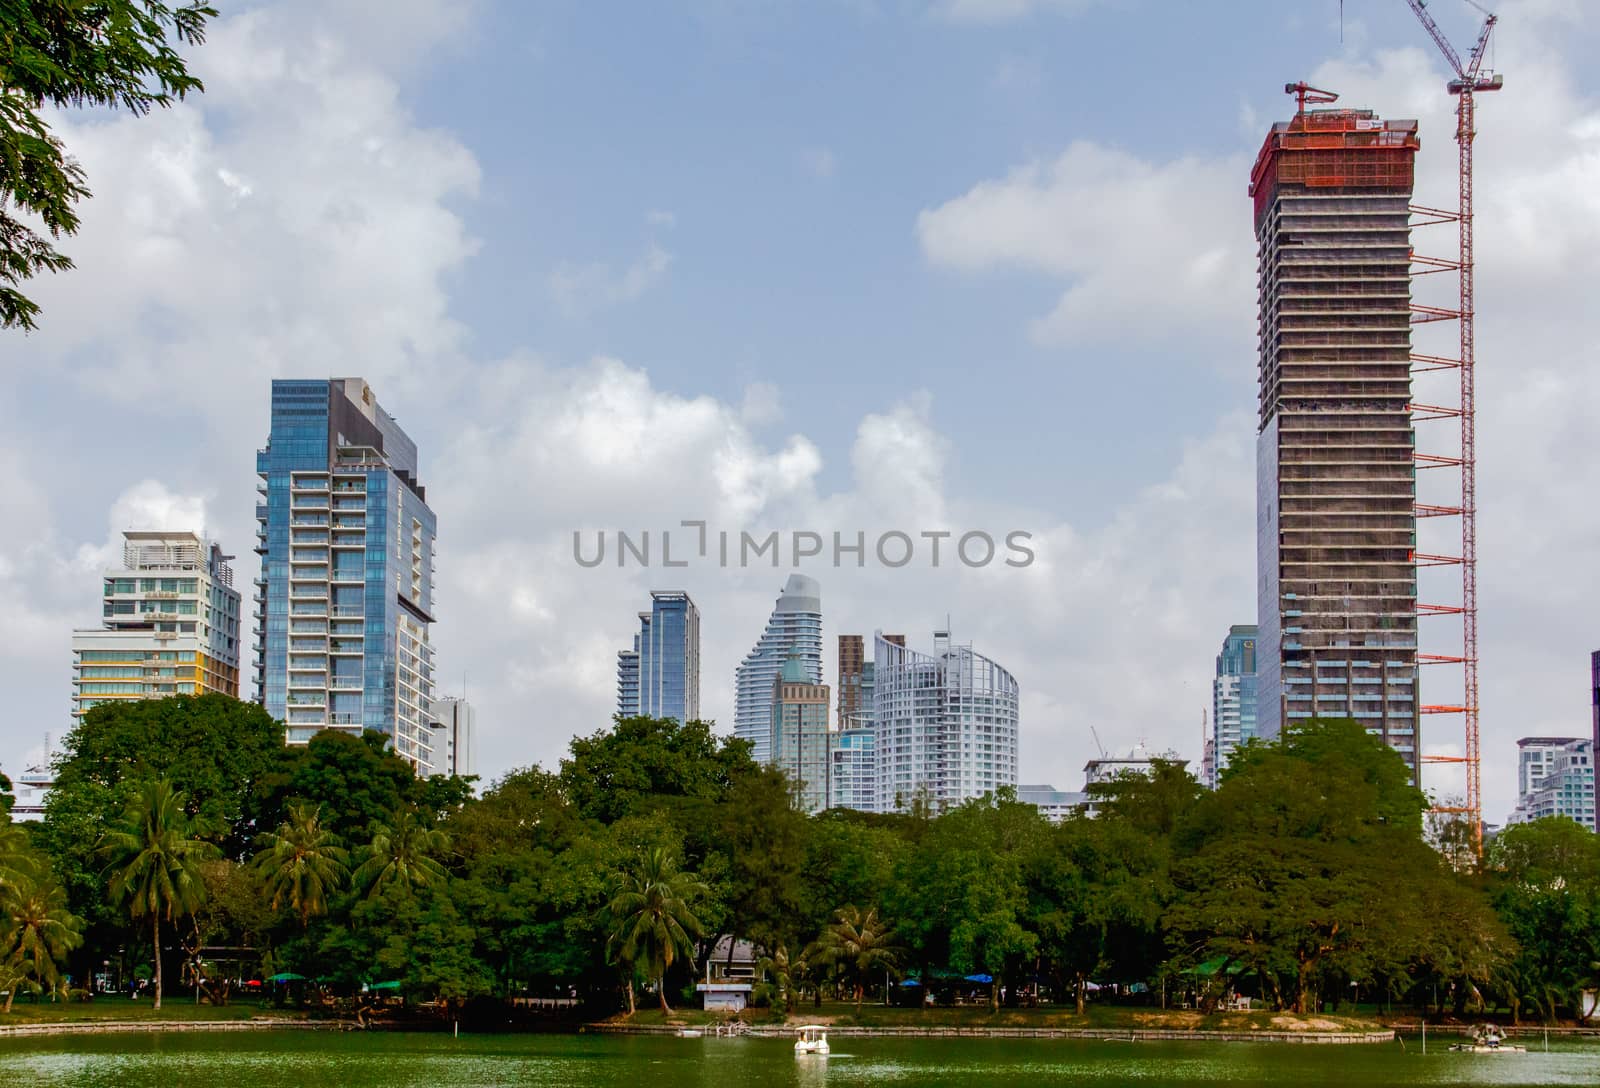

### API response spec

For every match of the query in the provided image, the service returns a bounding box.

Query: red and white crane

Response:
[1403,0,1502,857]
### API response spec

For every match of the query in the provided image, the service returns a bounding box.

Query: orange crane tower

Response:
[1402,0,1502,856]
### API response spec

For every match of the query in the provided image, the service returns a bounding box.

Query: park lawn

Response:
[0,995,307,1024]
[609,1002,1383,1034]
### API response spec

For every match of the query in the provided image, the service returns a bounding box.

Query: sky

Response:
[3,0,1597,826]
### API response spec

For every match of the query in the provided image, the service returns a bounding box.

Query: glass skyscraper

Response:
[1210,624,1259,787]
[254,378,437,771]
[772,655,830,814]
[734,574,822,764]
[615,591,700,722]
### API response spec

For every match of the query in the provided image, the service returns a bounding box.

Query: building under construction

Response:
[1250,92,1422,778]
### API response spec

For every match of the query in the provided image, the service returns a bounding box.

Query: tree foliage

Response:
[0,0,217,330]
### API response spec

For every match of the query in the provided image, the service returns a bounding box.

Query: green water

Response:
[0,1032,1593,1087]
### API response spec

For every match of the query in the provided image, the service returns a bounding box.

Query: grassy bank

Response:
[0,996,306,1025]
[605,1002,1384,1034]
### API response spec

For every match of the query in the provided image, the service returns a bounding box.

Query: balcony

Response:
[285,693,326,706]
[290,640,326,652]
[328,677,362,692]
[330,640,364,655]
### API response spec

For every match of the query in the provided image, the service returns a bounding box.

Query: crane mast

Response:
[1403,0,1502,859]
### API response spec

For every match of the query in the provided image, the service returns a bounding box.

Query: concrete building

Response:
[616,646,640,718]
[829,727,877,813]
[734,575,822,764]
[1593,651,1600,831]
[1019,783,1087,824]
[427,696,476,779]
[1250,100,1422,778]
[1210,624,1259,787]
[838,633,903,727]
[616,591,700,723]
[1506,738,1595,828]
[72,531,242,724]
[254,378,438,772]
[1084,743,1188,788]
[874,628,1019,813]
[772,656,830,814]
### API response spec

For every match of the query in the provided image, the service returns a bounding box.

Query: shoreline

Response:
[583,1022,1401,1045]
[0,1018,333,1038]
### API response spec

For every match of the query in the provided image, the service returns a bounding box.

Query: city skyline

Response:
[3,2,1596,824]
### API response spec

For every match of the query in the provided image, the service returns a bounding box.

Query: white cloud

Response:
[549,244,674,316]
[917,142,1253,349]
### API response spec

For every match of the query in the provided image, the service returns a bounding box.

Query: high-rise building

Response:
[829,728,877,813]
[426,696,476,779]
[1210,624,1259,787]
[1592,651,1599,831]
[72,531,241,722]
[838,633,902,728]
[734,574,822,763]
[616,645,641,718]
[617,591,700,723]
[874,628,1019,813]
[772,655,830,813]
[1506,737,1595,828]
[254,378,438,772]
[1250,100,1422,778]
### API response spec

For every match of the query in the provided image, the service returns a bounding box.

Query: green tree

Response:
[98,778,219,1008]
[819,904,901,1010]
[252,802,349,928]
[0,0,216,330]
[1489,818,1600,1023]
[0,865,83,1011]
[353,807,449,900]
[605,846,707,1015]
[270,729,420,845]
[561,716,751,825]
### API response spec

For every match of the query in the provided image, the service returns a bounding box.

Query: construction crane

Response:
[1403,0,1502,858]
[1285,81,1339,112]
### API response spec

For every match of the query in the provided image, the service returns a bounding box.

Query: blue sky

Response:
[3,0,1597,825]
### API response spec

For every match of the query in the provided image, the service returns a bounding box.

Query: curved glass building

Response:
[734,574,822,763]
[874,628,1018,812]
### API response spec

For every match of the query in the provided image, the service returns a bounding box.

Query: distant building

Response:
[829,728,877,813]
[1018,783,1086,824]
[772,656,830,814]
[10,748,57,822]
[1084,743,1187,788]
[616,591,700,722]
[1210,624,1258,787]
[616,647,640,717]
[734,575,822,763]
[697,936,758,1012]
[874,628,1019,812]
[1592,651,1600,832]
[254,378,438,772]
[1507,737,1595,829]
[72,530,242,723]
[838,633,902,727]
[427,696,476,779]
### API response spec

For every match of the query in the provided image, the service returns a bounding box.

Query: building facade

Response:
[254,378,438,771]
[734,574,822,764]
[829,728,877,813]
[71,531,241,723]
[772,656,831,813]
[1506,737,1595,828]
[427,696,476,779]
[873,628,1019,812]
[1592,651,1599,831]
[1250,101,1422,778]
[1210,624,1259,787]
[1018,783,1087,824]
[616,591,700,722]
[838,633,903,728]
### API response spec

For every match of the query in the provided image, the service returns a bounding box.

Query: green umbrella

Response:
[267,972,308,982]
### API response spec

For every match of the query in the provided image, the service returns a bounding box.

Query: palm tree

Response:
[1,868,83,1012]
[820,905,901,1010]
[98,778,219,1009]
[605,847,707,1015]
[352,807,449,899]
[251,802,348,927]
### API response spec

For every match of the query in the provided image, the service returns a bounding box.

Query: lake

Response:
[0,1031,1594,1086]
